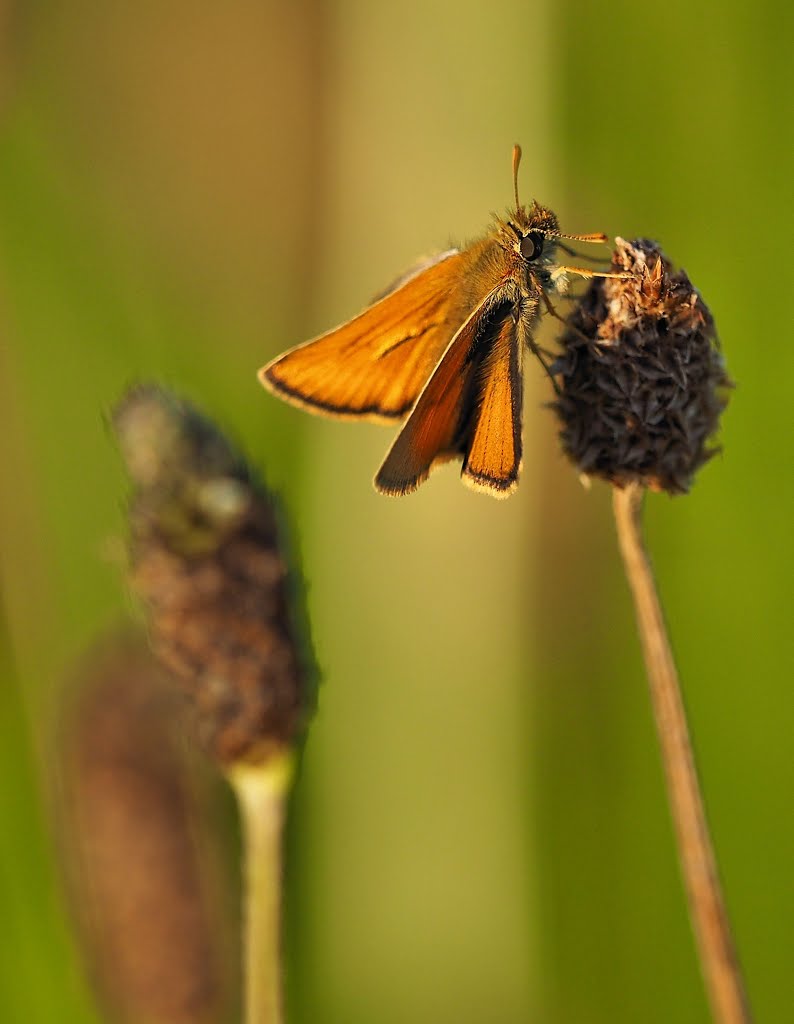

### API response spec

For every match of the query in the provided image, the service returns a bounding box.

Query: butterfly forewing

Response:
[462,312,523,496]
[375,294,517,496]
[259,249,471,422]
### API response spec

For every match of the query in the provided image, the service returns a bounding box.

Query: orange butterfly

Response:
[259,146,614,498]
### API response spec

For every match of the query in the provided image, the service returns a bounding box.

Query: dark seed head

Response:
[113,385,313,767]
[552,238,732,494]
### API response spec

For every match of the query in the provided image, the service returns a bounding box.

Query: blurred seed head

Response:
[58,631,233,1024]
[113,385,312,767]
[552,238,732,494]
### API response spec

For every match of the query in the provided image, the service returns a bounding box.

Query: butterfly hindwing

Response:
[259,249,469,422]
[461,311,523,497]
[374,292,517,496]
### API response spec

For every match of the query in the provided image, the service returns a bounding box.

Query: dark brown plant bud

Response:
[113,385,312,767]
[58,631,233,1024]
[552,238,732,494]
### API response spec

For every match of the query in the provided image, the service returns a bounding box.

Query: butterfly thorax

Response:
[454,202,557,317]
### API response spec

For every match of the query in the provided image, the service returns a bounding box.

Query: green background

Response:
[1,2,791,1021]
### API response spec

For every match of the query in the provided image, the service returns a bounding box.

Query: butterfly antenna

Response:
[551,230,609,244]
[512,144,522,210]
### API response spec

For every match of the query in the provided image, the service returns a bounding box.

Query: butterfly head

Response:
[505,147,561,263]
[503,148,611,292]
[509,201,558,248]
[500,202,561,283]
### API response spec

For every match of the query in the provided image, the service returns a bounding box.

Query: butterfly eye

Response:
[520,232,544,261]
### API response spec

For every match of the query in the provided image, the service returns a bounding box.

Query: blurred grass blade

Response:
[58,629,235,1024]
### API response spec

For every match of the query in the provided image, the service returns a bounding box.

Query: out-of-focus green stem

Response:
[229,754,294,1024]
[613,483,752,1024]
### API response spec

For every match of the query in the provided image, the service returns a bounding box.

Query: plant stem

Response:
[612,483,752,1024]
[229,753,294,1024]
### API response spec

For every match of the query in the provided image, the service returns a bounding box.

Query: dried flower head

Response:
[552,238,731,493]
[113,385,312,767]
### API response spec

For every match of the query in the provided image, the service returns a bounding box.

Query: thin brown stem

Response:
[229,754,294,1024]
[612,483,752,1024]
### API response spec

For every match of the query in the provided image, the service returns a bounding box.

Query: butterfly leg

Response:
[524,305,563,396]
[531,347,562,396]
[551,265,630,283]
[540,287,601,349]
[556,241,612,265]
